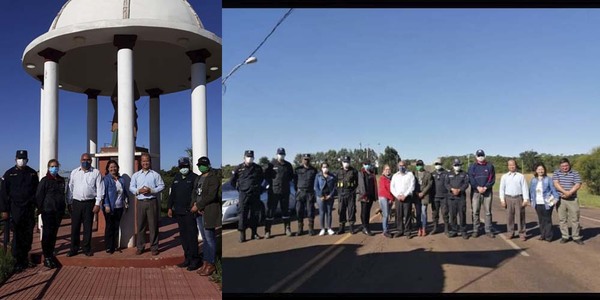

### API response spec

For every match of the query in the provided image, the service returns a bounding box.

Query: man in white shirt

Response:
[499,159,530,240]
[390,160,415,239]
[66,153,104,257]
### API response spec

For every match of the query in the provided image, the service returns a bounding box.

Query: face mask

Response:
[16,159,26,167]
[180,168,189,175]
[453,166,461,171]
[199,165,210,173]
[477,156,485,162]
[322,168,329,174]
[363,164,370,170]
[81,161,91,169]
[399,166,407,173]
[277,154,285,161]
[49,166,59,175]
[342,162,350,169]
[416,165,423,171]
[435,165,442,170]
[245,157,254,164]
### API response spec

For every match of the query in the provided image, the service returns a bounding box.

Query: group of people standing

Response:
[0,150,221,277]
[234,147,585,246]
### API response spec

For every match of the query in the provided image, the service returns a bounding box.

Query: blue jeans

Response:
[317,197,334,229]
[196,215,206,241]
[378,197,391,233]
[421,204,428,229]
[203,228,217,264]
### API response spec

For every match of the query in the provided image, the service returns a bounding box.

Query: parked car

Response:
[222,180,297,226]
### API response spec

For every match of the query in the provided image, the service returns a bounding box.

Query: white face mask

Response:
[435,165,442,170]
[245,157,254,164]
[277,154,285,161]
[453,166,461,172]
[180,168,189,175]
[477,156,485,162]
[322,168,329,174]
[342,162,350,169]
[16,159,26,167]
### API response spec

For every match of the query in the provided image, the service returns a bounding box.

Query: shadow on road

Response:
[223,244,521,293]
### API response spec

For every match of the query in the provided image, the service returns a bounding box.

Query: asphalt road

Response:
[222,191,600,293]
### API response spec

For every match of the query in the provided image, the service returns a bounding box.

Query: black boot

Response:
[43,257,56,269]
[308,220,315,236]
[252,229,262,240]
[239,230,246,243]
[284,220,292,237]
[349,223,356,235]
[296,221,304,236]
[265,220,272,239]
[337,223,346,235]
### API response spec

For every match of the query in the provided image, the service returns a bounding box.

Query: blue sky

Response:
[0,1,221,173]
[223,9,600,166]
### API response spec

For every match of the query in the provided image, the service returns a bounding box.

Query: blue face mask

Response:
[81,161,91,169]
[399,166,407,173]
[49,166,59,175]
[363,164,370,170]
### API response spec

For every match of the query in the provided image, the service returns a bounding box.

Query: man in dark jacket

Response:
[293,154,318,236]
[414,159,433,236]
[431,158,449,234]
[468,149,496,238]
[445,158,470,239]
[191,156,222,276]
[0,150,39,272]
[357,160,377,236]
[231,150,264,242]
[264,147,294,238]
[336,156,359,235]
[167,157,201,271]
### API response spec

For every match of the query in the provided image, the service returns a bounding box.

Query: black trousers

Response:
[338,190,356,224]
[103,208,123,252]
[296,190,316,222]
[267,191,290,221]
[71,200,95,253]
[448,197,467,234]
[11,206,35,264]
[41,211,63,259]
[395,198,412,235]
[360,201,374,228]
[535,204,554,241]
[412,197,422,228]
[175,212,201,266]
[238,191,260,232]
[432,196,449,225]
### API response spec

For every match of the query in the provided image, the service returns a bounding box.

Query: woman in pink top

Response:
[378,164,394,238]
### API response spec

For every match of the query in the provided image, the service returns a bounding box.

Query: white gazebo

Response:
[22,0,221,247]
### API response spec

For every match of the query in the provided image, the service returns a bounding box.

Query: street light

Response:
[222,56,258,87]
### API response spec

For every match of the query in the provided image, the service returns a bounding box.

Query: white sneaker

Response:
[318,229,326,236]
[327,229,335,235]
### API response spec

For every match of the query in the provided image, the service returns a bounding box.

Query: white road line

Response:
[498,233,530,257]
[266,214,379,293]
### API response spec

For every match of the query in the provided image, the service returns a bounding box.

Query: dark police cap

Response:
[277,147,286,155]
[342,156,351,163]
[416,159,424,166]
[476,149,485,157]
[178,157,190,167]
[16,150,28,159]
[453,158,462,166]
[197,156,211,166]
[302,153,311,159]
[244,150,254,157]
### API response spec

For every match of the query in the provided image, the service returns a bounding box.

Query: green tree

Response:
[574,147,600,195]
[379,146,400,172]
[519,150,540,173]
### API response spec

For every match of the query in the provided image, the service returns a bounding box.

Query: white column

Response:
[187,49,211,175]
[114,35,137,248]
[147,89,162,172]
[86,89,100,169]
[38,49,64,176]
[38,77,45,177]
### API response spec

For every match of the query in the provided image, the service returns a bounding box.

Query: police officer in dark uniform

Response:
[444,158,470,239]
[431,158,449,234]
[336,156,359,235]
[231,150,264,242]
[264,148,294,238]
[167,157,201,271]
[293,154,318,236]
[0,150,39,272]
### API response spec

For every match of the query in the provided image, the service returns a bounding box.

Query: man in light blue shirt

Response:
[499,159,529,240]
[130,153,165,255]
